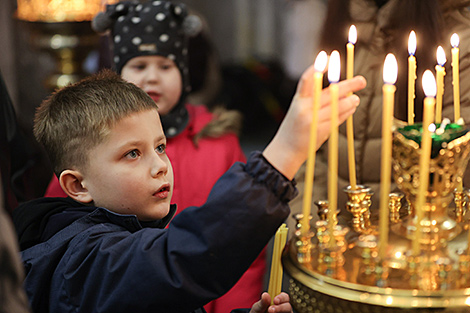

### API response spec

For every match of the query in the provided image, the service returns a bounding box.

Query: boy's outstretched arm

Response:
[249,292,292,313]
[263,64,367,180]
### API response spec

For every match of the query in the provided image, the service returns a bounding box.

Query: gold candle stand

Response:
[284,127,470,313]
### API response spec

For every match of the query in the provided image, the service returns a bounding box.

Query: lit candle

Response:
[413,70,436,256]
[268,224,288,304]
[451,33,461,122]
[408,31,417,125]
[346,25,357,190]
[301,51,327,235]
[379,53,397,260]
[451,34,463,192]
[347,25,357,80]
[327,50,340,248]
[435,46,446,124]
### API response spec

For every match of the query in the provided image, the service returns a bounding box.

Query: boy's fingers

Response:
[297,74,366,99]
[338,76,367,98]
[273,292,290,304]
[268,302,293,313]
[250,293,271,313]
[320,76,366,107]
[317,94,360,125]
[296,64,319,97]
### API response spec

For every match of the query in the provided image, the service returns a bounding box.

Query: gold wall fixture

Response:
[15,0,118,90]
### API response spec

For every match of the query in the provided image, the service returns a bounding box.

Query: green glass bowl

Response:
[397,123,469,158]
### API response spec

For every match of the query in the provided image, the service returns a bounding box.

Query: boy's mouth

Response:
[154,184,170,199]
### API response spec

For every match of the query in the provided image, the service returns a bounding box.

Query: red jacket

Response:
[44,104,266,313]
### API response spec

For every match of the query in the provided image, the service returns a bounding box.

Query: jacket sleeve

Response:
[59,151,297,313]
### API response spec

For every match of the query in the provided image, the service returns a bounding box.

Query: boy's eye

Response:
[125,149,140,159]
[155,144,166,154]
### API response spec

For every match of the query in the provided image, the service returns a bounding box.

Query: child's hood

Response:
[12,197,94,251]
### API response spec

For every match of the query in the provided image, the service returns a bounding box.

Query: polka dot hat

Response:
[92,0,202,137]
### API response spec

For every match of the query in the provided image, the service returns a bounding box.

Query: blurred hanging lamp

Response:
[15,0,118,90]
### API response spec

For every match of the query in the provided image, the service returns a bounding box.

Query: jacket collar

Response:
[95,204,177,232]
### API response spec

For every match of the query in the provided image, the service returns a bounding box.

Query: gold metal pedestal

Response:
[21,21,99,90]
[284,126,470,312]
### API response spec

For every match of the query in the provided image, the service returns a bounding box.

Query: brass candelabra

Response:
[284,123,470,313]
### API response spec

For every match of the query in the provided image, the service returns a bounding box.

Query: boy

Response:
[13,69,365,313]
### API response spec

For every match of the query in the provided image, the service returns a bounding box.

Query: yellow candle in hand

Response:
[300,51,327,235]
[408,31,417,125]
[451,33,461,122]
[327,50,340,248]
[435,46,446,124]
[379,54,397,260]
[346,25,357,190]
[268,224,288,304]
[413,70,436,256]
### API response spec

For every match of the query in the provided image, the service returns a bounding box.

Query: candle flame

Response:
[451,33,460,48]
[408,31,416,56]
[383,53,398,85]
[422,70,437,97]
[436,46,446,66]
[348,25,357,45]
[314,51,328,72]
[328,50,341,83]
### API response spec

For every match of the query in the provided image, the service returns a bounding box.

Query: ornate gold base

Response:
[287,277,470,313]
[283,234,470,313]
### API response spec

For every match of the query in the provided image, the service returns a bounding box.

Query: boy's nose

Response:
[150,154,168,178]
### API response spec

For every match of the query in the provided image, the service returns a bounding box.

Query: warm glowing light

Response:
[437,46,447,66]
[465,296,470,306]
[408,31,416,56]
[314,51,328,72]
[429,123,437,132]
[16,0,118,22]
[422,70,437,97]
[328,50,341,83]
[349,25,357,45]
[383,54,398,85]
[386,297,393,305]
[451,33,460,48]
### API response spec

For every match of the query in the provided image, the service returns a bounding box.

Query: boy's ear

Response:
[59,170,93,204]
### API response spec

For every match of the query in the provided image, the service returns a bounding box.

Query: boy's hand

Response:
[263,64,367,180]
[249,292,293,313]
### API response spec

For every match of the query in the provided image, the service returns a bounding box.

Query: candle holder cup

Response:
[344,185,373,234]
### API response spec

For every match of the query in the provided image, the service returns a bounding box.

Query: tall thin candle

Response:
[435,46,446,124]
[346,25,357,190]
[379,53,397,260]
[413,70,436,256]
[408,31,417,125]
[451,33,461,122]
[268,224,288,304]
[300,51,327,235]
[327,50,340,248]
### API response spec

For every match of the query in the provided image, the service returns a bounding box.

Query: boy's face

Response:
[82,109,174,221]
[121,55,183,116]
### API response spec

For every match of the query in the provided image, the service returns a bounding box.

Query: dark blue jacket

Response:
[13,152,297,313]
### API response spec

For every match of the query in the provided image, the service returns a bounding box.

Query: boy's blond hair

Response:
[34,69,158,176]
